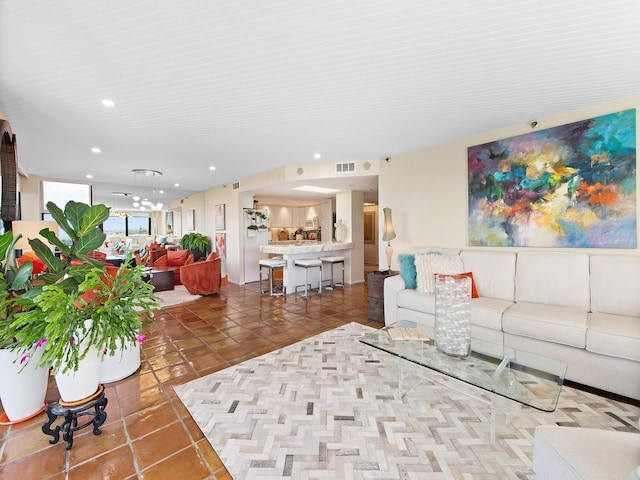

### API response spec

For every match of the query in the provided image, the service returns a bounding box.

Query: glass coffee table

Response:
[359,322,567,413]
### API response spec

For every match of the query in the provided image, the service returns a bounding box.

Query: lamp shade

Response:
[12,221,59,250]
[382,207,396,242]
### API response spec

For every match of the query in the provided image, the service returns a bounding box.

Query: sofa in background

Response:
[152,249,194,285]
[180,252,222,295]
[383,247,640,400]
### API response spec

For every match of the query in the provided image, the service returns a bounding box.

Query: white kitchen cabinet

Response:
[267,205,292,228]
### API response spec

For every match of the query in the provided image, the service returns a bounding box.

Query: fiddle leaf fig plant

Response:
[27,200,110,295]
[0,231,36,348]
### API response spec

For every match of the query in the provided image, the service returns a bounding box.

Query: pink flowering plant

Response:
[3,201,159,374]
[7,252,158,374]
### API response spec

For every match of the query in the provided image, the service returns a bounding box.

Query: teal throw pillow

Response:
[398,254,417,289]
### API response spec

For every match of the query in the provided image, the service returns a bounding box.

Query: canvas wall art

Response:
[468,109,636,248]
[215,204,225,231]
[215,233,226,258]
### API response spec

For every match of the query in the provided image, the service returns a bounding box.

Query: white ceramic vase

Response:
[54,320,103,403]
[100,340,141,383]
[54,344,103,403]
[0,346,49,422]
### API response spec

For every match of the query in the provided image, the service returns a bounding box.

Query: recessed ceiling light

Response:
[91,147,101,154]
[85,174,93,179]
[293,185,338,194]
[209,166,216,171]
[101,99,115,108]
[314,153,322,159]
[174,183,180,187]
[159,190,164,194]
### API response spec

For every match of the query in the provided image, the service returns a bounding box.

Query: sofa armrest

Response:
[383,274,406,327]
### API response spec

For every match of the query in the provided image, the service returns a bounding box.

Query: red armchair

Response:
[180,252,222,295]
[152,249,194,285]
[16,251,47,276]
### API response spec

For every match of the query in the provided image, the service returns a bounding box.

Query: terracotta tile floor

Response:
[0,281,379,479]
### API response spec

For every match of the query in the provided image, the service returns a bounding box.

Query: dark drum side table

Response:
[367,270,397,323]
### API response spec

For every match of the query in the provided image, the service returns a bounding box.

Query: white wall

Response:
[379,95,640,271]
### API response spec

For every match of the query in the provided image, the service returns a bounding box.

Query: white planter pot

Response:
[54,345,103,403]
[100,340,141,383]
[0,346,49,423]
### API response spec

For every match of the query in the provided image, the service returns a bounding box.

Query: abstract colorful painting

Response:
[468,109,636,248]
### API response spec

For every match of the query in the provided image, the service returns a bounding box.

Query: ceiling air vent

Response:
[335,162,356,173]
[232,182,240,189]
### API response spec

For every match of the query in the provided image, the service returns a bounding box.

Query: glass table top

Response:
[359,323,567,412]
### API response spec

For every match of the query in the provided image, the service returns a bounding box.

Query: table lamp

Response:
[382,207,396,272]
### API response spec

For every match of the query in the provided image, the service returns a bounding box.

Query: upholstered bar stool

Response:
[259,258,287,296]
[294,259,323,297]
[321,256,345,290]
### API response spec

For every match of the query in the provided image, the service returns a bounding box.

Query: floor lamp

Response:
[382,207,396,273]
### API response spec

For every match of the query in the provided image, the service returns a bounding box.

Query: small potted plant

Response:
[0,231,50,423]
[180,232,211,262]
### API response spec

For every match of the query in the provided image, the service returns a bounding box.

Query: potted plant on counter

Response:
[0,231,50,424]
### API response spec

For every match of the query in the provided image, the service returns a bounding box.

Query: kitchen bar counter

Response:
[259,242,353,293]
[260,242,353,255]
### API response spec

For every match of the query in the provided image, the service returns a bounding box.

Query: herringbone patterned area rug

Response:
[175,322,639,479]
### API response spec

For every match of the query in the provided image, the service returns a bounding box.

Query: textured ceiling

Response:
[1,0,639,210]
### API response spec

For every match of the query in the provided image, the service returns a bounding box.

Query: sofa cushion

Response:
[590,255,640,318]
[470,297,514,331]
[398,254,417,289]
[167,249,189,266]
[587,312,640,362]
[503,302,588,348]
[415,254,464,294]
[515,252,590,310]
[397,289,435,315]
[408,246,460,256]
[461,250,516,301]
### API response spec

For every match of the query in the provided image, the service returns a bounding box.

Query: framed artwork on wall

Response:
[165,211,173,234]
[215,233,226,258]
[215,204,225,231]
[468,108,636,248]
[186,209,195,231]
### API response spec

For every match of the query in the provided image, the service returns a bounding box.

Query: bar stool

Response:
[259,258,286,296]
[294,259,322,297]
[321,256,345,290]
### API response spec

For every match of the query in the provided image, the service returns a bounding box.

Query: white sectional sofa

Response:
[383,248,640,400]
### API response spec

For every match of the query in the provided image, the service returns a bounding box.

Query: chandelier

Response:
[131,169,164,211]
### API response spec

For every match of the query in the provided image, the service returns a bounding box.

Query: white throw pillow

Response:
[415,254,464,293]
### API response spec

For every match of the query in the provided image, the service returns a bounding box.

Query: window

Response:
[103,216,126,237]
[41,180,92,211]
[127,214,150,235]
[103,214,150,237]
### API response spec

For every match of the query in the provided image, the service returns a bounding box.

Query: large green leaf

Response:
[63,201,90,232]
[78,204,110,237]
[36,228,69,255]
[46,202,76,241]
[29,238,62,274]
[10,261,33,290]
[74,228,106,255]
[0,231,14,264]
